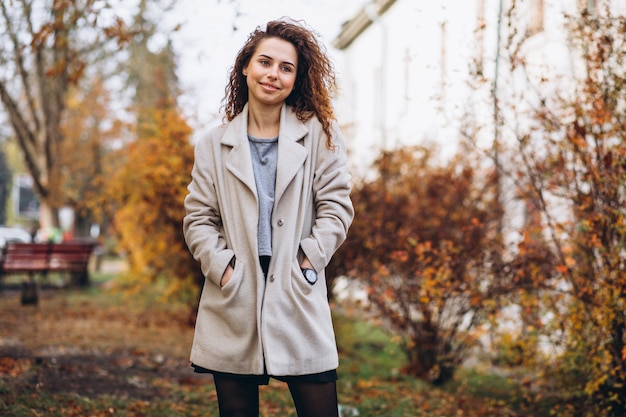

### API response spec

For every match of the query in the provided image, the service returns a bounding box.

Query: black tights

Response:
[213,375,339,417]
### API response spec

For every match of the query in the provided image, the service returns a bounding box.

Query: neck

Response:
[247,101,281,138]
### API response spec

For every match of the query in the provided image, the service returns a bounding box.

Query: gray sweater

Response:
[248,135,279,257]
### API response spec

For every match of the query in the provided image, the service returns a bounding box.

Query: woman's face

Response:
[243,37,298,108]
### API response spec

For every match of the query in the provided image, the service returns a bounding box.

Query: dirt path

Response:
[0,287,208,401]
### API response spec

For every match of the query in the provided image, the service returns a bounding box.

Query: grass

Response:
[0,269,549,416]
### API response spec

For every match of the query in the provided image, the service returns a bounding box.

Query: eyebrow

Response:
[258,54,296,68]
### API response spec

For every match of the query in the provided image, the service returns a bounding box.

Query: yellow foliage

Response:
[101,104,200,301]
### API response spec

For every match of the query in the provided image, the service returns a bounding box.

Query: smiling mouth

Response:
[260,83,279,91]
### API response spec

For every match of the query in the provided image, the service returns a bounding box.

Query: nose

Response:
[267,65,278,79]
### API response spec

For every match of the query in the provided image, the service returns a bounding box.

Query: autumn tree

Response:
[484,5,626,416]
[0,0,130,230]
[0,147,10,224]
[332,146,503,384]
[61,75,125,239]
[100,0,200,308]
[103,104,198,305]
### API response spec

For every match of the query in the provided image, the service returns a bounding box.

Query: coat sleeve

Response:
[300,122,355,272]
[183,136,234,287]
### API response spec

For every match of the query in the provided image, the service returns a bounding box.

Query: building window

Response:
[475,0,485,75]
[374,66,385,140]
[440,22,447,101]
[578,0,598,13]
[528,0,544,35]
[403,48,411,113]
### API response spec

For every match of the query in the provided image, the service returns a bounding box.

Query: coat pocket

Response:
[291,260,315,296]
[220,259,246,297]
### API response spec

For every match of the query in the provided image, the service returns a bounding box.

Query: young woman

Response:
[183,18,354,417]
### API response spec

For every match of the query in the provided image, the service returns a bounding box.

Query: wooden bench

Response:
[0,241,97,287]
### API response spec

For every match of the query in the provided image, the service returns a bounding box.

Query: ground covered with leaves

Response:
[0,280,530,416]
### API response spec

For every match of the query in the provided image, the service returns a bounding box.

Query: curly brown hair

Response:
[222,18,337,148]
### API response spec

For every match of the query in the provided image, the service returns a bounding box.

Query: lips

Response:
[260,82,279,92]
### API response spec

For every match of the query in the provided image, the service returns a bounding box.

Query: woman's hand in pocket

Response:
[220,264,234,287]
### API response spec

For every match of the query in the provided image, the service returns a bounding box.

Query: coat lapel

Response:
[222,106,258,196]
[222,104,309,203]
[275,105,308,203]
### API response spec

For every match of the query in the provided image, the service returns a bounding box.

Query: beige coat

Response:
[183,104,354,376]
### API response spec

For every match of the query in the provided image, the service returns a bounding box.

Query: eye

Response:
[281,65,293,72]
[259,59,270,66]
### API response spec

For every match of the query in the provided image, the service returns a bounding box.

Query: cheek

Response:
[245,74,255,90]
[284,75,297,91]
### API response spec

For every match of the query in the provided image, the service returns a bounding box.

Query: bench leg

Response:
[21,277,39,306]
[70,270,89,287]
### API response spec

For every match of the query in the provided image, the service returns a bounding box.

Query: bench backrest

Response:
[1,242,96,273]
[48,243,95,271]
[1,243,50,271]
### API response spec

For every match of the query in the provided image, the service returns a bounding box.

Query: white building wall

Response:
[333,0,623,178]
[333,0,625,355]
[335,1,483,177]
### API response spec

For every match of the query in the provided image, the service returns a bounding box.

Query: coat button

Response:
[277,219,284,226]
[269,275,276,283]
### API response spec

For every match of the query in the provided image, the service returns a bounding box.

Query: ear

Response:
[243,66,248,77]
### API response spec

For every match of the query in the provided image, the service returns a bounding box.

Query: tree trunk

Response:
[38,201,60,231]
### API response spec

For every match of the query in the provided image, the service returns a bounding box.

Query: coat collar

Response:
[223,104,309,202]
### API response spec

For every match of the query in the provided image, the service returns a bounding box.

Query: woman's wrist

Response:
[300,258,313,270]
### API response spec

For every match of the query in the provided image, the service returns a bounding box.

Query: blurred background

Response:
[1,1,625,416]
